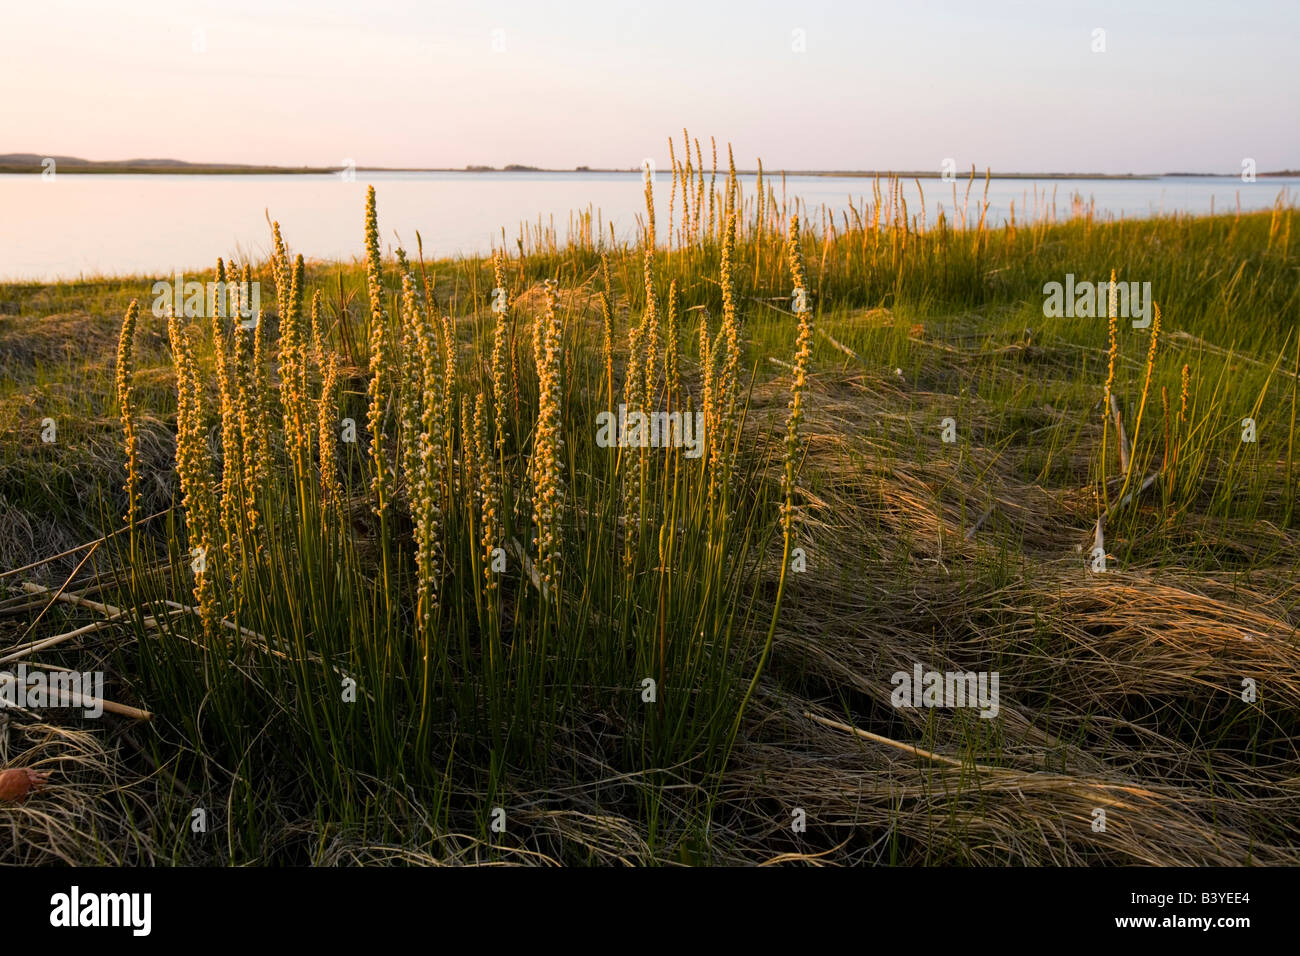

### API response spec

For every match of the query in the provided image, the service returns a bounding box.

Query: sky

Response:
[2,0,1297,174]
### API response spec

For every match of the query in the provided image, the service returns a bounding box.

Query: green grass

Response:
[1,170,1298,866]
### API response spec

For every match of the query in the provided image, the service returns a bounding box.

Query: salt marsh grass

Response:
[2,140,1298,865]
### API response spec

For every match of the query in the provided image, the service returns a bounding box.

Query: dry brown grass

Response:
[0,714,163,865]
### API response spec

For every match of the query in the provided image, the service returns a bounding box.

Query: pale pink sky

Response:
[3,0,1297,174]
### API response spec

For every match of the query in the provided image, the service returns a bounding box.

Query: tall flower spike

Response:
[644,161,656,248]
[665,279,681,406]
[694,137,705,244]
[211,258,230,426]
[642,172,660,409]
[310,289,325,366]
[680,127,691,246]
[600,253,615,408]
[623,293,645,565]
[1104,268,1118,407]
[364,186,395,520]
[219,320,245,577]
[1180,363,1190,425]
[1146,301,1161,372]
[441,309,457,487]
[279,254,309,470]
[642,246,659,409]
[474,392,499,594]
[167,310,220,640]
[116,300,140,533]
[241,264,252,320]
[782,216,815,536]
[318,349,343,516]
[211,257,242,565]
[532,279,565,593]
[1116,301,1162,505]
[235,320,260,540]
[460,395,474,507]
[726,143,737,224]
[788,216,808,303]
[709,137,718,240]
[251,308,272,489]
[715,211,742,496]
[667,139,678,251]
[271,221,290,322]
[698,308,717,476]
[491,250,511,454]
[398,272,425,502]
[412,277,445,631]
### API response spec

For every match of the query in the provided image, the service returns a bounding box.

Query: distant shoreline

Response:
[0,165,341,175]
[1,155,1295,179]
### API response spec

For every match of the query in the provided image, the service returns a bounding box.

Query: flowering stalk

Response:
[116,300,140,540]
[168,310,220,640]
[412,274,445,634]
[712,211,741,511]
[665,278,681,408]
[318,349,343,518]
[364,185,395,522]
[474,392,500,596]
[782,216,814,537]
[1115,301,1162,509]
[532,279,566,596]
[600,253,615,410]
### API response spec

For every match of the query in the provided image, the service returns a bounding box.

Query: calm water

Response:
[1,171,1295,283]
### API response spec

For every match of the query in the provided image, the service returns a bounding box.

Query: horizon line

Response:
[2,153,1298,181]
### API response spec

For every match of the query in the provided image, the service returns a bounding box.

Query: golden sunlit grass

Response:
[1,134,1298,865]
